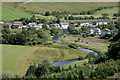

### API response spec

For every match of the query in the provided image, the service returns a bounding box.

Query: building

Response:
[85,29,94,34]
[85,28,101,36]
[28,23,37,27]
[101,28,111,36]
[50,24,60,28]
[22,25,28,30]
[78,22,90,26]
[93,21,107,26]
[12,22,23,28]
[93,28,101,35]
[59,22,69,29]
[0,22,4,25]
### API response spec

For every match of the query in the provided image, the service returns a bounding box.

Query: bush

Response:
[78,56,84,60]
[68,44,78,49]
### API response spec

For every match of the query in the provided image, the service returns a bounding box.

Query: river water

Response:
[53,34,98,67]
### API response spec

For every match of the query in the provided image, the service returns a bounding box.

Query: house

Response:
[78,22,90,26]
[59,22,69,29]
[37,23,43,29]
[50,24,60,28]
[101,28,111,36]
[85,29,94,34]
[93,28,101,35]
[22,25,28,30]
[85,28,101,35]
[93,21,107,26]
[0,22,4,25]
[111,29,118,35]
[12,21,23,28]
[28,23,37,27]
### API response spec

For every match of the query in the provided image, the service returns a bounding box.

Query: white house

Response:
[59,22,69,29]
[111,29,118,35]
[50,24,60,28]
[0,22,4,25]
[93,21,107,26]
[78,22,90,26]
[22,25,28,30]
[93,28,101,35]
[101,28,111,36]
[85,29,94,34]
[28,23,37,27]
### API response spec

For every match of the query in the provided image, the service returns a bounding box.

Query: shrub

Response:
[78,56,84,60]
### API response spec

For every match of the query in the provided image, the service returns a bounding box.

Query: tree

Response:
[29,15,36,22]
[56,18,60,24]
[45,11,50,16]
[50,28,58,35]
[85,52,95,59]
[108,39,120,60]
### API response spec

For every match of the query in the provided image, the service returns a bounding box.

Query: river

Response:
[53,34,98,67]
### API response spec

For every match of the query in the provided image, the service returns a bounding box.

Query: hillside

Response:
[2,2,118,21]
[2,45,87,76]
[2,6,31,21]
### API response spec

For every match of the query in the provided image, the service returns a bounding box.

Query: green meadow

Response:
[2,44,87,76]
[2,6,31,21]
[61,35,110,53]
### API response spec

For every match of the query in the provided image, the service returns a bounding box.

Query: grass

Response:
[2,44,87,77]
[72,7,118,19]
[61,35,110,53]
[21,2,117,13]
[2,6,31,21]
[2,2,118,21]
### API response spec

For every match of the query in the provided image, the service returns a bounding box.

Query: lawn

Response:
[61,35,110,53]
[2,6,31,21]
[2,44,87,77]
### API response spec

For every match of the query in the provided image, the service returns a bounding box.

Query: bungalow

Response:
[85,29,94,34]
[12,21,23,28]
[50,24,60,28]
[28,23,37,27]
[111,29,118,35]
[37,23,43,29]
[85,28,101,35]
[78,22,90,26]
[101,28,111,36]
[93,28,101,35]
[59,22,69,29]
[93,21,107,26]
[0,22,4,25]
[22,25,28,30]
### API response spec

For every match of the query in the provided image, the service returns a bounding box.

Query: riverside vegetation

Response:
[1,2,120,79]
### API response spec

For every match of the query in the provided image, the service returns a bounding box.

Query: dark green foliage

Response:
[45,11,50,16]
[108,39,120,60]
[85,52,95,59]
[50,28,58,35]
[2,24,9,29]
[2,27,49,45]
[68,44,78,49]
[78,56,84,60]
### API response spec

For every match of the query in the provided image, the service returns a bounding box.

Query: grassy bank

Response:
[61,35,110,53]
[2,44,87,77]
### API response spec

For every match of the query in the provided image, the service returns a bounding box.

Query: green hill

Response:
[2,6,31,21]
[2,2,118,21]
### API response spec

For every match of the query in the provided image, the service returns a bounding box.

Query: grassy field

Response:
[61,35,110,53]
[72,7,118,19]
[2,44,87,77]
[21,2,117,13]
[2,6,31,21]
[2,2,118,21]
